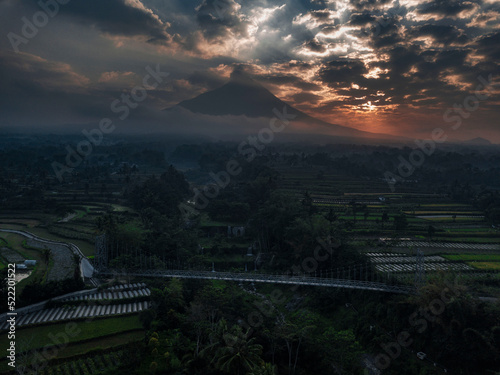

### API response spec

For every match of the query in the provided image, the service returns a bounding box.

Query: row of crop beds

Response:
[39,350,124,375]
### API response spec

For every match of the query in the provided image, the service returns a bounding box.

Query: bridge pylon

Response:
[95,234,107,272]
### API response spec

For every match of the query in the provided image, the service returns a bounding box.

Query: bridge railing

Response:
[98,269,416,294]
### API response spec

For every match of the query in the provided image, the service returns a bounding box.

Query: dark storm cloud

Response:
[314,39,485,113]
[349,12,376,25]
[0,50,105,125]
[417,0,477,17]
[186,70,227,90]
[304,38,327,53]
[350,0,392,11]
[286,61,313,71]
[0,0,499,140]
[195,0,248,40]
[290,92,322,104]
[257,73,323,91]
[380,45,421,75]
[309,9,332,20]
[476,31,500,61]
[369,15,404,47]
[316,99,352,110]
[23,0,170,42]
[319,60,367,87]
[412,24,469,44]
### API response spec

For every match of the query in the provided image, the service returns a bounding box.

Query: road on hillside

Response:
[0,228,95,279]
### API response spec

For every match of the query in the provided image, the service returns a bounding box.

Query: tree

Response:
[247,362,277,375]
[394,213,408,231]
[325,208,338,236]
[192,284,230,336]
[248,192,305,254]
[201,321,263,375]
[427,225,436,240]
[150,278,185,326]
[277,309,318,375]
[188,301,210,357]
[319,328,363,374]
[349,200,357,225]
[326,208,337,224]
[284,215,330,261]
[128,165,189,218]
[42,248,50,263]
[381,212,389,228]
[139,308,156,330]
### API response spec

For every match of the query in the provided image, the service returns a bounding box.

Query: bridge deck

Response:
[98,269,416,294]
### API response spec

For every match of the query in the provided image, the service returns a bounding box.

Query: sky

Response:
[0,0,499,142]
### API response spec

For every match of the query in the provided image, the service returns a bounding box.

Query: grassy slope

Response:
[0,315,142,354]
[0,232,48,294]
[0,224,94,257]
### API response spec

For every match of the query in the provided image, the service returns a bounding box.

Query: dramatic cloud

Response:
[417,0,478,18]
[0,0,499,141]
[26,0,171,42]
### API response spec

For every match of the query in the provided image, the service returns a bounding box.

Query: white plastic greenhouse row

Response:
[106,283,147,291]
[0,301,151,330]
[365,253,406,257]
[367,255,446,263]
[60,288,150,302]
[375,263,473,273]
[397,241,499,250]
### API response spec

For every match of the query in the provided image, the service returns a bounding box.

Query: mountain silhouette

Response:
[463,137,492,146]
[168,73,400,140]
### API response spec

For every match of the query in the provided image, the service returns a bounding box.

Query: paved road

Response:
[0,228,95,279]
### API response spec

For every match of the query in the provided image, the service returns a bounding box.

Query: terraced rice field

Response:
[441,255,500,271]
[38,349,127,375]
[469,262,500,270]
[0,246,25,263]
[442,254,500,261]
[0,315,142,355]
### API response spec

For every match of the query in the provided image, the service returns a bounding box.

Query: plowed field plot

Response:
[0,246,25,262]
[26,238,75,281]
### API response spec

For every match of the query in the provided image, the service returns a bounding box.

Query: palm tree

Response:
[247,362,277,375]
[201,321,263,375]
[216,329,263,375]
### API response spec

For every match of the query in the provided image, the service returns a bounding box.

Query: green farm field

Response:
[46,330,144,360]
[468,262,500,270]
[0,202,136,258]
[0,315,142,354]
[0,223,95,257]
[442,254,500,261]
[0,232,49,292]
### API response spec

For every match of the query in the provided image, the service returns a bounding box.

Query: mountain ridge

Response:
[166,75,402,141]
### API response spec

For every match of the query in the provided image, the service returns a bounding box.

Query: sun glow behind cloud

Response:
[0,0,499,141]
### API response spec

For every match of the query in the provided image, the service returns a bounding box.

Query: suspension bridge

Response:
[93,234,424,294]
[96,268,417,294]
